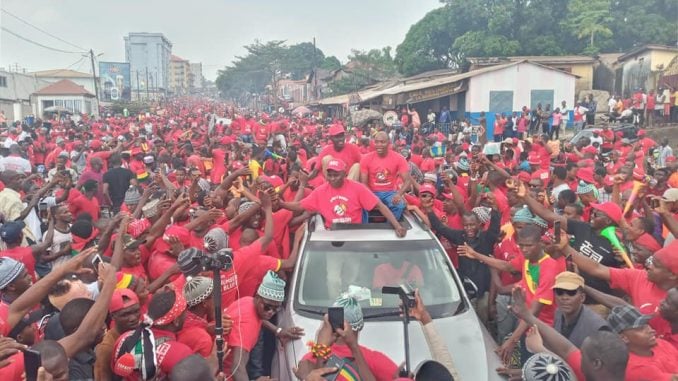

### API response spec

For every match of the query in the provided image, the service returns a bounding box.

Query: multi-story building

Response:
[124,33,172,97]
[189,63,204,90]
[0,69,50,122]
[169,55,190,95]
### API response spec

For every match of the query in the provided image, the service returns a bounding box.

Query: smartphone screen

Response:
[328,307,344,332]
[91,254,103,273]
[24,349,41,381]
[554,221,561,244]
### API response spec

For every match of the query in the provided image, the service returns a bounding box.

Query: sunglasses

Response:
[261,301,281,312]
[554,288,579,296]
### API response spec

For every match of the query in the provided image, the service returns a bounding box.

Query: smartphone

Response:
[651,198,660,209]
[91,254,103,273]
[24,349,41,381]
[554,220,561,244]
[328,307,344,333]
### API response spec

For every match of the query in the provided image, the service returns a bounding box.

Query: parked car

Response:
[271,215,504,381]
[569,124,638,146]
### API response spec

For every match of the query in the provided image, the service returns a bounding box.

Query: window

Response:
[489,91,514,113]
[531,90,554,110]
[0,76,6,87]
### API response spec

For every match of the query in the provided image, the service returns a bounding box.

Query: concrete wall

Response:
[0,71,50,122]
[465,62,575,136]
[570,63,594,93]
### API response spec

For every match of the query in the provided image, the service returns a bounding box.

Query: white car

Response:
[271,214,504,380]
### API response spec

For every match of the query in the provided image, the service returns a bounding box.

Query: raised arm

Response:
[517,182,567,228]
[563,245,611,282]
[583,285,629,308]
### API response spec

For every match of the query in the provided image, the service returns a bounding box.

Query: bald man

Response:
[359,131,411,219]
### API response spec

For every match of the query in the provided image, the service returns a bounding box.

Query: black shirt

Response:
[103,167,134,208]
[428,210,501,296]
[566,219,619,297]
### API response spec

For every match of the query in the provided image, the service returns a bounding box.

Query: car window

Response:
[294,240,461,319]
[622,126,637,139]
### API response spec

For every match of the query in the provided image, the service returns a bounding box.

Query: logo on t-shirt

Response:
[375,168,391,185]
[333,203,347,216]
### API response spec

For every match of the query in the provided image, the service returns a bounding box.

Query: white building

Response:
[189,63,204,90]
[32,79,96,116]
[124,33,172,95]
[0,70,50,122]
[30,69,96,96]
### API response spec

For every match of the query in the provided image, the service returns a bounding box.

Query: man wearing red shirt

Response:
[461,225,565,362]
[282,158,405,236]
[0,220,54,281]
[569,240,678,339]
[69,180,100,221]
[359,132,411,219]
[317,124,362,180]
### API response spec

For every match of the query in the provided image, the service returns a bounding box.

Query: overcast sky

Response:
[1,0,441,80]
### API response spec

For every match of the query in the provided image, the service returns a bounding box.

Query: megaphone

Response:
[600,226,633,268]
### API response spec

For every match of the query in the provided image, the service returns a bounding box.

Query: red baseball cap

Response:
[637,129,646,137]
[517,171,531,183]
[326,159,347,172]
[328,124,345,136]
[220,136,234,145]
[654,240,678,275]
[576,167,595,184]
[153,225,191,253]
[109,288,140,314]
[590,202,622,224]
[527,153,541,165]
[259,175,284,188]
[419,183,437,195]
[582,146,598,155]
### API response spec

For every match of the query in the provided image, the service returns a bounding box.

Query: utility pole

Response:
[136,71,141,101]
[145,67,150,101]
[312,37,317,101]
[89,50,100,115]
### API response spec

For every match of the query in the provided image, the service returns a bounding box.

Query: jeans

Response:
[374,191,405,220]
[495,294,517,344]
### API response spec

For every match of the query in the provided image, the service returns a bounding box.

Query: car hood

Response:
[279,307,505,381]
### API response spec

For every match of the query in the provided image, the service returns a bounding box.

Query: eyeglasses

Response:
[261,302,281,312]
[554,288,579,296]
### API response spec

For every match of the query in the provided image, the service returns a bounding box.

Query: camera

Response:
[382,283,416,309]
[190,248,234,272]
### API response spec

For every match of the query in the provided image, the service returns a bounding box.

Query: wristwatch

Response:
[275,327,283,336]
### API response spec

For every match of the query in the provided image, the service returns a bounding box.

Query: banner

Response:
[99,62,131,101]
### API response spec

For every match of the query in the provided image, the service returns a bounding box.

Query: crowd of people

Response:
[0,95,676,380]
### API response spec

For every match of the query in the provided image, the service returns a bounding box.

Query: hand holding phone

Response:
[328,307,344,333]
[554,221,561,244]
[24,349,41,381]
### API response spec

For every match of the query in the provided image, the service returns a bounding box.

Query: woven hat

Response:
[423,172,437,183]
[334,296,364,332]
[532,216,548,229]
[455,157,470,171]
[124,187,142,205]
[576,181,595,195]
[238,201,257,215]
[607,305,652,333]
[177,247,206,278]
[512,206,534,224]
[142,199,160,219]
[472,206,492,224]
[183,276,213,307]
[203,227,228,253]
[257,271,286,302]
[522,353,575,381]
[0,257,25,289]
[197,178,211,193]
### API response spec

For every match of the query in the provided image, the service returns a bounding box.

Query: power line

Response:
[1,8,87,51]
[0,26,85,54]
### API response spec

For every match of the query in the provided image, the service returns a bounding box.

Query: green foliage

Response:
[328,48,398,96]
[395,0,677,77]
[320,56,341,71]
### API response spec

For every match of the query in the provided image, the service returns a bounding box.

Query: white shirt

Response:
[0,155,32,174]
[608,98,617,112]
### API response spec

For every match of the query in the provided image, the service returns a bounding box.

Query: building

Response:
[314,61,576,136]
[169,55,190,94]
[32,79,96,116]
[0,70,50,122]
[615,44,678,96]
[30,69,96,96]
[277,78,310,106]
[124,33,172,97]
[189,63,204,90]
[468,55,595,94]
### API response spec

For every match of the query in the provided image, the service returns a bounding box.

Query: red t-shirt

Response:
[272,209,293,259]
[70,193,100,221]
[372,261,423,290]
[224,297,262,370]
[302,344,398,381]
[1,247,36,281]
[112,328,193,380]
[420,158,436,173]
[510,254,564,326]
[0,352,24,381]
[219,240,281,308]
[147,252,179,282]
[565,350,585,381]
[609,268,672,337]
[410,153,423,168]
[625,339,678,381]
[177,311,213,357]
[359,150,409,192]
[317,143,362,170]
[494,236,523,286]
[300,180,378,227]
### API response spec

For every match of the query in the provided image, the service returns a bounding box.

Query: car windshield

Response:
[294,239,462,319]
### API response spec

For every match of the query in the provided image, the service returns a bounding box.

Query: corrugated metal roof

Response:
[30,69,91,78]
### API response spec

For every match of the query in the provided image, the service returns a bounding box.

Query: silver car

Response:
[271,215,504,380]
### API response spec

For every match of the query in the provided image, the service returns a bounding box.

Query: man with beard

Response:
[94,288,141,380]
[317,124,362,180]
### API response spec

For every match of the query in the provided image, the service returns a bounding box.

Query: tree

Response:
[282,42,325,80]
[329,48,398,95]
[320,56,341,71]
[452,31,521,58]
[564,0,614,54]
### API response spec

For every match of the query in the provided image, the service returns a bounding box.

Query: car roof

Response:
[306,214,435,242]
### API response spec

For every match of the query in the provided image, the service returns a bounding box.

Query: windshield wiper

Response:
[362,308,401,320]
